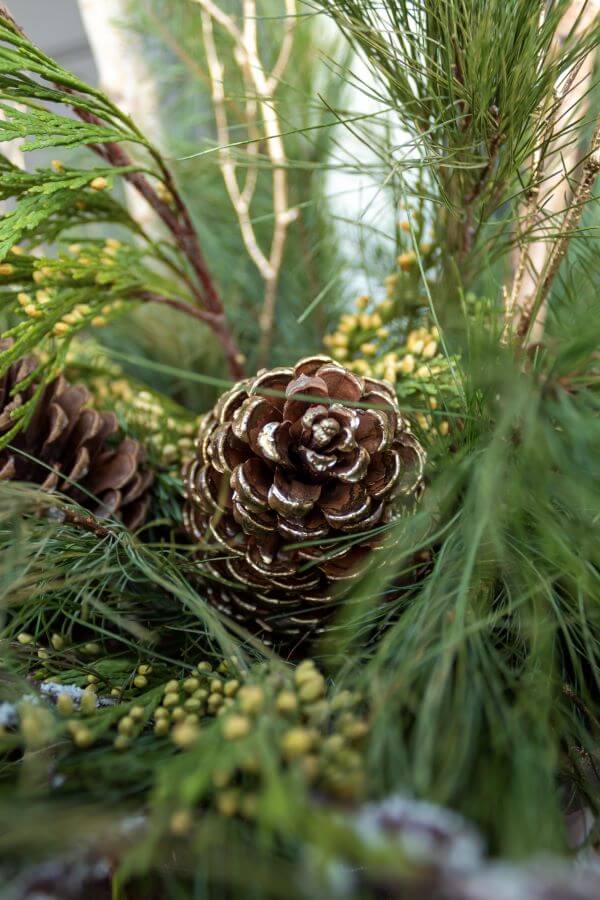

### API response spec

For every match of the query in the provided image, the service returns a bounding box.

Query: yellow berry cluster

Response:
[324,294,460,440]
[3,636,369,820]
[12,240,132,339]
[163,657,368,827]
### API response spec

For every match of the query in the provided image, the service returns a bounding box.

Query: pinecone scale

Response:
[183,356,426,644]
[0,340,154,530]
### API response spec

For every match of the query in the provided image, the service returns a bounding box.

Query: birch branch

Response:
[78,0,165,232]
[505,1,600,345]
[196,0,298,366]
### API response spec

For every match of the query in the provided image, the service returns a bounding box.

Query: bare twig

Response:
[197,0,298,366]
[517,122,600,341]
[46,505,113,539]
[504,1,600,345]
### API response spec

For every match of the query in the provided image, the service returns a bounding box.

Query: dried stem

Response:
[45,505,113,539]
[504,1,599,346]
[518,122,600,341]
[197,0,298,366]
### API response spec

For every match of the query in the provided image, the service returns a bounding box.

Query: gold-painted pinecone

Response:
[183,356,426,643]
[0,341,154,530]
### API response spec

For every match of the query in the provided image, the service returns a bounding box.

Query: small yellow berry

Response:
[56,693,74,716]
[238,685,264,715]
[171,722,199,748]
[224,679,240,697]
[207,693,223,711]
[170,809,193,836]
[399,354,415,374]
[73,727,94,748]
[164,680,180,694]
[397,251,416,271]
[343,720,369,742]
[114,734,130,751]
[17,292,30,306]
[17,632,33,645]
[130,705,145,721]
[53,322,70,336]
[183,677,200,694]
[438,420,450,436]
[91,316,106,328]
[118,716,134,736]
[276,690,298,714]
[133,675,148,689]
[10,245,24,255]
[184,697,202,712]
[298,676,326,704]
[215,790,238,818]
[222,715,251,741]
[0,263,14,275]
[51,159,64,173]
[154,719,170,737]
[90,176,109,191]
[281,727,315,760]
[80,690,97,715]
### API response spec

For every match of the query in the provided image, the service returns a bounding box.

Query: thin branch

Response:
[46,505,113,539]
[518,122,600,341]
[196,0,298,366]
[504,1,600,346]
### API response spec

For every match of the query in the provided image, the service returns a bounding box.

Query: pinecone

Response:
[183,355,426,643]
[0,341,154,530]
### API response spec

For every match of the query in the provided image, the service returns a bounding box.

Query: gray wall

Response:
[12,0,95,82]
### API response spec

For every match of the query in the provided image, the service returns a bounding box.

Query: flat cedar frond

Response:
[0,103,139,152]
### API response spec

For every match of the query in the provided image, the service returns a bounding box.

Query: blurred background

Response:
[14,1,94,81]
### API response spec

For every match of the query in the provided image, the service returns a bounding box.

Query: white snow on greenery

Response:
[305,794,600,900]
[353,793,485,870]
[0,682,115,730]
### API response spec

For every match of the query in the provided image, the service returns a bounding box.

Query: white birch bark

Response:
[78,0,164,230]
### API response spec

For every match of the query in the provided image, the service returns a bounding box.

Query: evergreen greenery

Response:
[0,1,599,898]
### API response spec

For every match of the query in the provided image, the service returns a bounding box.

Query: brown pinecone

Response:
[183,355,426,643]
[0,341,154,530]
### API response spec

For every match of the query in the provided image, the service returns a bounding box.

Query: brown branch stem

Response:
[79,113,245,377]
[46,505,112,539]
